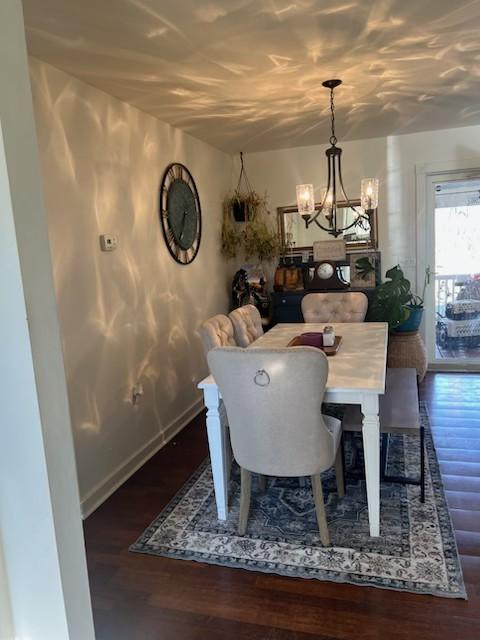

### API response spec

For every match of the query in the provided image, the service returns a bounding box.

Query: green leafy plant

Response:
[220,198,242,259]
[220,190,280,262]
[367,265,412,329]
[408,294,424,309]
[243,219,281,262]
[407,268,428,309]
[355,256,375,280]
[227,190,268,222]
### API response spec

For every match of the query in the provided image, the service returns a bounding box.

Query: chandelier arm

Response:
[306,148,332,227]
[337,153,369,222]
[332,151,337,232]
[312,217,337,233]
[340,217,364,233]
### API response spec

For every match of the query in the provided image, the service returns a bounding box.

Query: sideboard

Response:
[272,288,377,324]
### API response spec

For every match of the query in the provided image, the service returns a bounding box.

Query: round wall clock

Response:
[159,162,202,264]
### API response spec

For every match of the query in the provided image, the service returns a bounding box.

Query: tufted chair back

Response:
[207,347,340,477]
[199,314,237,355]
[229,304,264,347]
[301,292,368,324]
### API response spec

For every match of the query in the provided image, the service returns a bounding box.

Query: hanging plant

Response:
[243,219,281,262]
[220,152,280,262]
[226,152,257,222]
[221,198,242,259]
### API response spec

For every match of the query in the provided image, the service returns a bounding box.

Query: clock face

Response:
[317,262,335,280]
[159,163,202,264]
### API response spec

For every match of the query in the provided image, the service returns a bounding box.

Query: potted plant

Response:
[225,152,261,223]
[221,192,280,261]
[221,153,280,262]
[396,293,424,333]
[367,265,424,331]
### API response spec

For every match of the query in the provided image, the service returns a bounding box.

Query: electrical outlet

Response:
[99,234,118,252]
[132,384,143,406]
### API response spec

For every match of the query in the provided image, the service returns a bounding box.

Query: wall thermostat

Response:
[99,234,118,252]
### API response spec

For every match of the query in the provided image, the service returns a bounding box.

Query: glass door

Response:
[426,173,480,368]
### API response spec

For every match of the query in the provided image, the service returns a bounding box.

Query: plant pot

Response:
[395,306,423,333]
[232,201,247,222]
[387,330,427,382]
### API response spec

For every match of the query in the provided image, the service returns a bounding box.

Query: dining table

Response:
[198,322,388,537]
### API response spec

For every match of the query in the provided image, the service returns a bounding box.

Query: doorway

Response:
[425,172,480,369]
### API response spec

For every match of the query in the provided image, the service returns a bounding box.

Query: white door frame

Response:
[0,2,95,638]
[416,160,480,370]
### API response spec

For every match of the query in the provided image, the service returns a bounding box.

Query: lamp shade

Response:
[296,184,315,216]
[361,178,379,211]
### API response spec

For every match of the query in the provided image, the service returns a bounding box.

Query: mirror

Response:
[277,199,378,251]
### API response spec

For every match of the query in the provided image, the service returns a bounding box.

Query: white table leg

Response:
[203,384,229,520]
[361,394,380,537]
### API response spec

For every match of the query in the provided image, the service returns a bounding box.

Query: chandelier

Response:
[296,79,379,237]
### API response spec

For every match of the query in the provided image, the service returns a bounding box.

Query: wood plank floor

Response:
[84,373,480,639]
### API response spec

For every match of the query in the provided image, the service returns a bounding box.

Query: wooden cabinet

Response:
[272,289,377,324]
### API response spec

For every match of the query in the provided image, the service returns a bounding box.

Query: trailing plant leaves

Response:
[221,196,242,258]
[243,220,280,262]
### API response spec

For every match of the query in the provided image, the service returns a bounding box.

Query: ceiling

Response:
[22,0,480,153]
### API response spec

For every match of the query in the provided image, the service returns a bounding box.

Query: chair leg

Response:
[311,474,330,546]
[334,445,345,498]
[380,433,389,479]
[238,468,252,535]
[258,474,266,492]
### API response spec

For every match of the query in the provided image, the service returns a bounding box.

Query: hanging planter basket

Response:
[220,152,281,261]
[232,199,247,222]
[229,152,255,223]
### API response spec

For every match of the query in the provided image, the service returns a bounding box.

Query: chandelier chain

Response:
[329,87,337,146]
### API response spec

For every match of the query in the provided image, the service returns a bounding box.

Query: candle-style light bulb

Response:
[361,178,379,211]
[296,184,315,226]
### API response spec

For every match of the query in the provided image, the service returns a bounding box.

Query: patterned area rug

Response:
[131,402,466,598]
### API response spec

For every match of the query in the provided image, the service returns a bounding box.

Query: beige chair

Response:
[229,304,264,347]
[207,346,344,545]
[301,292,368,324]
[199,314,237,355]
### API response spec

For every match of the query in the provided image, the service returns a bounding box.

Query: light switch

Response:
[99,234,118,252]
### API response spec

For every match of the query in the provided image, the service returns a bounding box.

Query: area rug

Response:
[130,402,466,599]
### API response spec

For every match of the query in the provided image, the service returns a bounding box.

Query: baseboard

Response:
[80,397,204,518]
[428,363,480,373]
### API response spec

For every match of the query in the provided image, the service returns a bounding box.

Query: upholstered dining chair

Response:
[301,292,368,323]
[207,346,344,545]
[229,304,264,347]
[199,314,237,355]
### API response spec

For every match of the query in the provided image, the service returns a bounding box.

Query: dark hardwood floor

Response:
[84,373,480,639]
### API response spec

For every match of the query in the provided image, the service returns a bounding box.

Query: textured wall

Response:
[29,58,233,513]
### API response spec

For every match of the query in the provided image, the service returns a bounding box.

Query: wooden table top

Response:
[249,322,388,395]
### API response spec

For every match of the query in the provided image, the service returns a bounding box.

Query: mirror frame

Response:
[277,199,378,251]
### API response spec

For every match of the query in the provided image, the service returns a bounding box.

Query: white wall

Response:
[243,125,480,287]
[29,58,233,515]
[0,538,13,639]
[0,2,94,637]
